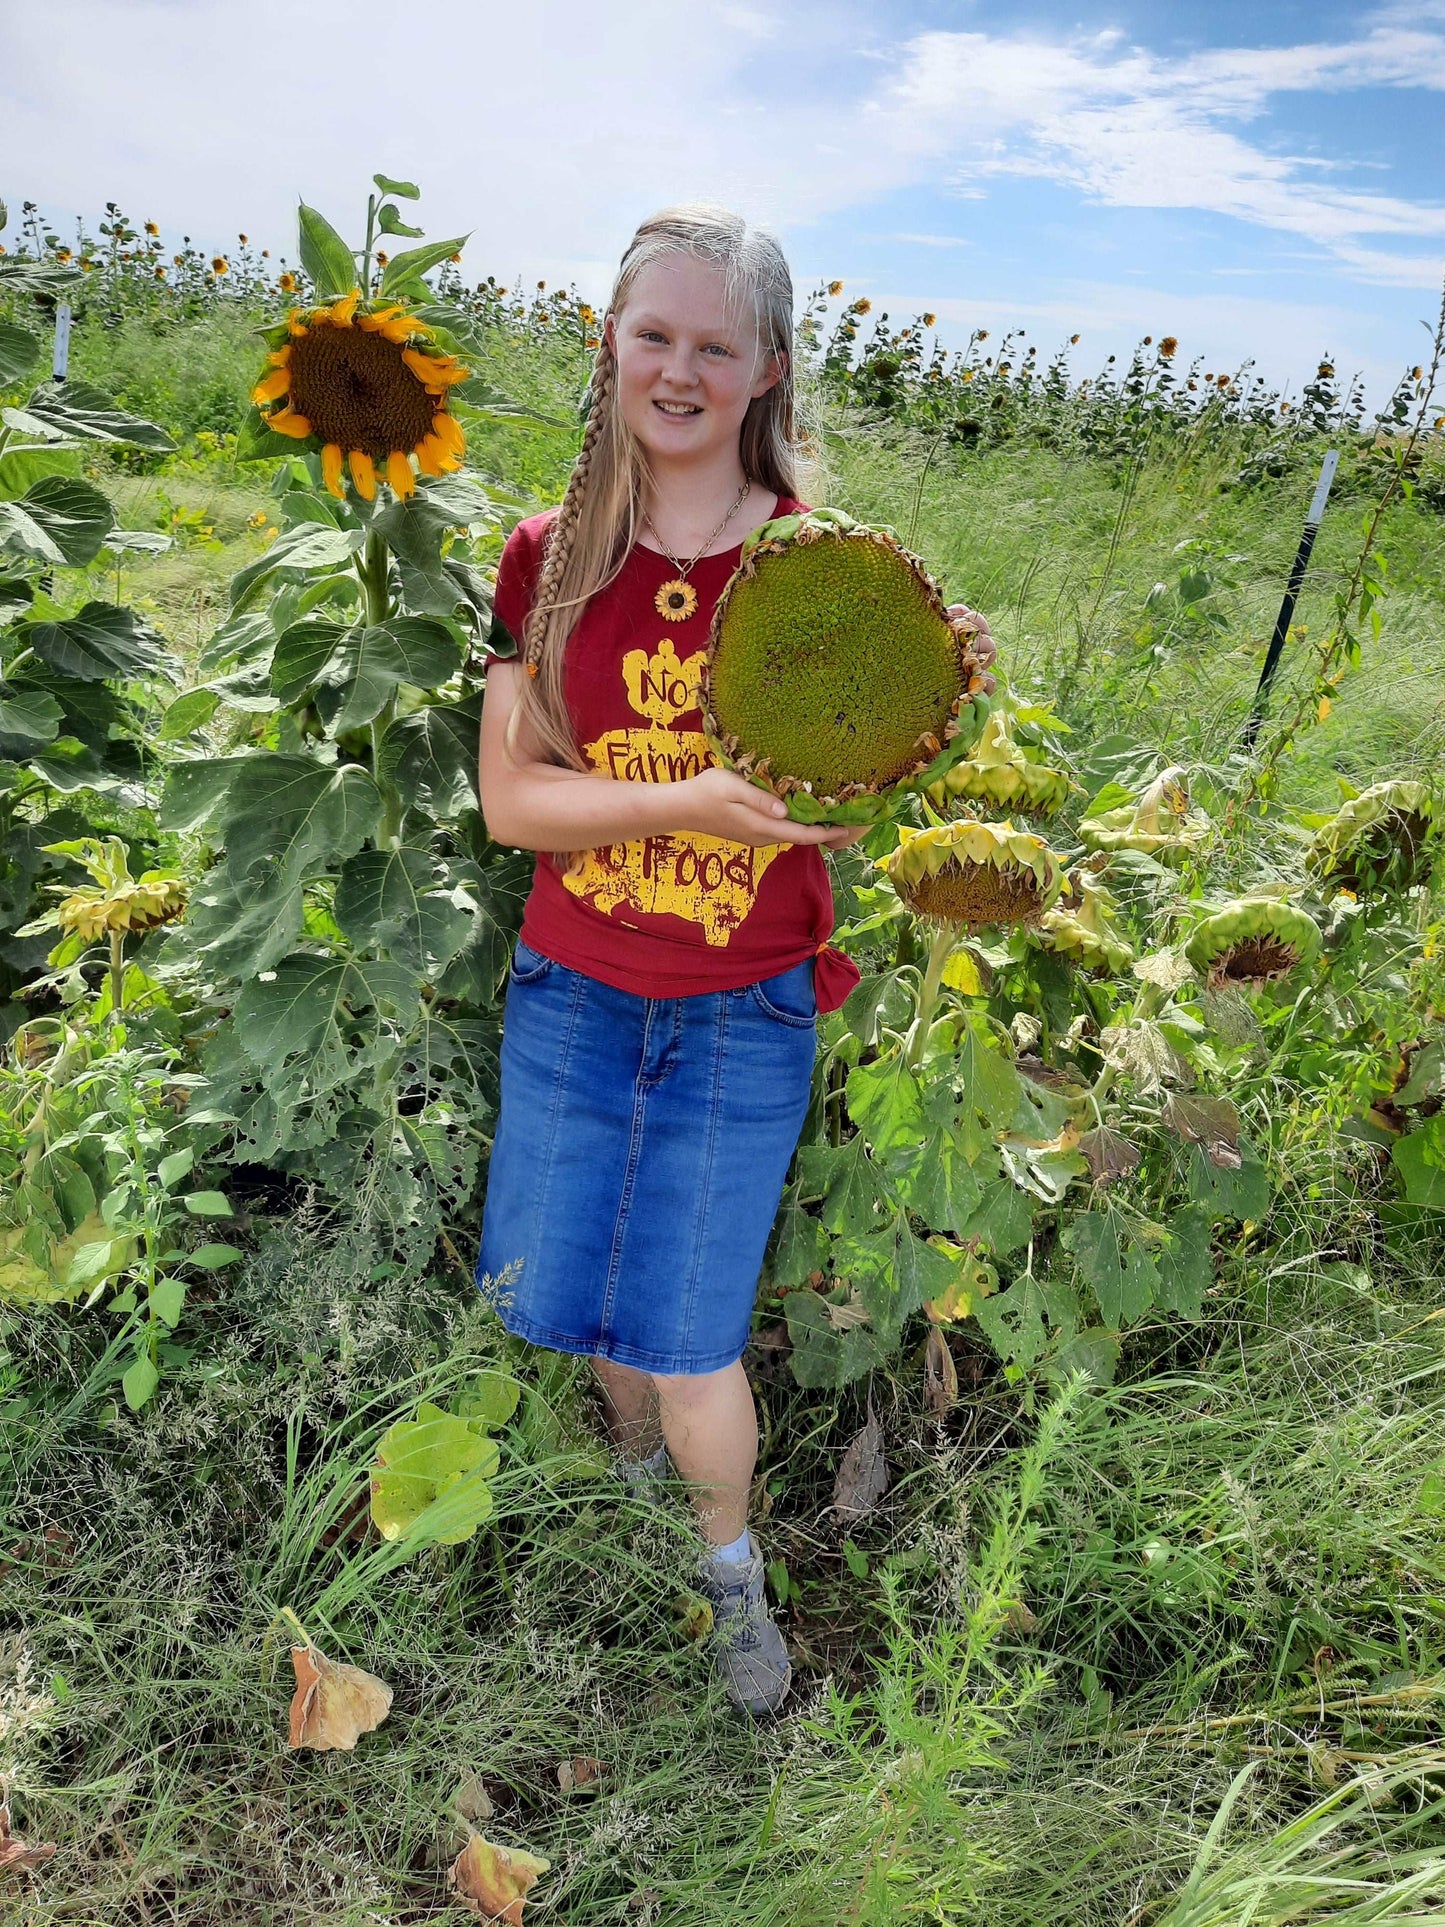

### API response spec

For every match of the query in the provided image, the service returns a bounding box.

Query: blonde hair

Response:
[507,202,805,770]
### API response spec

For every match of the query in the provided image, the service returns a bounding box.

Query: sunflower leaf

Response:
[0,476,114,567]
[0,323,40,386]
[16,602,174,684]
[4,381,173,453]
[0,683,62,756]
[379,236,471,299]
[373,174,421,201]
[376,205,424,239]
[297,202,358,301]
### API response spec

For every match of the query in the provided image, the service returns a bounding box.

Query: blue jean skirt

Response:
[477,940,817,1376]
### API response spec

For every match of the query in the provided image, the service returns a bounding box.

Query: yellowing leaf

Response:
[923,1243,998,1324]
[941,946,984,995]
[449,1833,550,1924]
[924,1324,958,1416]
[1317,695,1332,723]
[0,1798,56,1872]
[287,1643,392,1751]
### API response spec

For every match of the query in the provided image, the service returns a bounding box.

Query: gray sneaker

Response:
[697,1549,792,1716]
[616,1446,672,1505]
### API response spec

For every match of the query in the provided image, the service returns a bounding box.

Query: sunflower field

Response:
[0,178,1443,1923]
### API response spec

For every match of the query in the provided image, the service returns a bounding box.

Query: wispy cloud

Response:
[868,27,1445,286]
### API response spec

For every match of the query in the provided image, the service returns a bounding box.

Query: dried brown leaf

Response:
[287,1644,393,1752]
[924,1326,959,1417]
[558,1755,604,1792]
[0,1800,56,1875]
[1164,1093,1242,1168]
[826,1285,872,1332]
[449,1832,550,1923]
[833,1406,889,1523]
[453,1772,494,1823]
[1078,1126,1142,1186]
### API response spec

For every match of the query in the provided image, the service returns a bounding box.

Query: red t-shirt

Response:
[490,495,849,1000]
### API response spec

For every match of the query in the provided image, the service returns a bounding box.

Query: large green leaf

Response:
[233,952,414,1068]
[377,694,481,816]
[335,845,475,977]
[379,235,470,298]
[229,522,364,613]
[1187,1137,1270,1222]
[0,323,40,386]
[1393,1119,1445,1209]
[18,602,172,683]
[845,1054,923,1162]
[973,1273,1053,1371]
[269,620,350,706]
[3,380,173,452]
[171,861,306,979]
[953,1173,1036,1257]
[890,1083,984,1236]
[797,1133,890,1238]
[0,683,62,755]
[297,202,357,299]
[771,1182,828,1290]
[221,757,383,882]
[328,619,463,732]
[1063,1210,1158,1328]
[1153,1204,1212,1318]
[954,1013,1023,1163]
[0,475,114,566]
[159,754,255,833]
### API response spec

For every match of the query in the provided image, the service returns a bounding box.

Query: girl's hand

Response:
[947,603,999,694]
[671,768,856,848]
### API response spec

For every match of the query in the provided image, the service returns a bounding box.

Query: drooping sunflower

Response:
[1035,866,1135,974]
[251,288,469,502]
[879,820,1064,928]
[1184,896,1321,992]
[1305,780,1439,898]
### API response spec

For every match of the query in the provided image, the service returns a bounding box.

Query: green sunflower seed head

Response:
[703,512,991,825]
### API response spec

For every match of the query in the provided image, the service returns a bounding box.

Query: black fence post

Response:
[1241,447,1339,751]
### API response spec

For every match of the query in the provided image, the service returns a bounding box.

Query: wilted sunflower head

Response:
[1036,867,1135,975]
[250,288,469,502]
[924,708,1072,818]
[19,837,186,945]
[1079,764,1210,863]
[1306,780,1439,897]
[879,820,1064,928]
[1184,896,1321,992]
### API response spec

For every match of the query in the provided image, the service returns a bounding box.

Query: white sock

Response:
[708,1526,753,1566]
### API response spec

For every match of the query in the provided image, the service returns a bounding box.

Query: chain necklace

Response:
[644,477,751,623]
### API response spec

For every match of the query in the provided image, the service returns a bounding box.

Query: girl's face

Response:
[605,255,782,469]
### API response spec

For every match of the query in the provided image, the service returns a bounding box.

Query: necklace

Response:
[644,478,751,623]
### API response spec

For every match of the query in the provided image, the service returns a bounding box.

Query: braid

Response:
[521,345,615,677]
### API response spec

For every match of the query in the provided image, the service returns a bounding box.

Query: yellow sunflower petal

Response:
[348,449,377,500]
[267,407,314,439]
[358,303,407,333]
[414,436,446,477]
[432,413,465,454]
[266,346,293,367]
[386,451,416,499]
[404,347,467,389]
[328,289,361,328]
[287,315,310,338]
[251,367,292,404]
[321,443,345,500]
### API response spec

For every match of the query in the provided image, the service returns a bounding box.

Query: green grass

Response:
[2,302,1444,1924]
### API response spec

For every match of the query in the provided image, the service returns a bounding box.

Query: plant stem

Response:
[906,925,955,1067]
[109,930,126,1019]
[360,194,377,299]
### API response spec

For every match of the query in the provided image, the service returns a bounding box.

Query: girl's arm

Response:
[478,661,854,852]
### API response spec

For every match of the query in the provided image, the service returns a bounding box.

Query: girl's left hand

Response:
[946,603,999,694]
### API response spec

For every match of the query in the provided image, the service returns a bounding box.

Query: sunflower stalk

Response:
[108,930,126,1019]
[906,924,957,1068]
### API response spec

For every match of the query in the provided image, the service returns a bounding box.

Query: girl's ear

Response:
[751,347,786,401]
[604,311,617,355]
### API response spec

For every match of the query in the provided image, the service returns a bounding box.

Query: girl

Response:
[477,204,994,1716]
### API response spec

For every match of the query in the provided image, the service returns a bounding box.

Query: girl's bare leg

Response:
[591,1356,662,1460]
[653,1361,757,1545]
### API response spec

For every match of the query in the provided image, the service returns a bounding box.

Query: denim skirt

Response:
[477,940,817,1375]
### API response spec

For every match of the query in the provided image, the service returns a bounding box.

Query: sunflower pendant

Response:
[655,578,698,623]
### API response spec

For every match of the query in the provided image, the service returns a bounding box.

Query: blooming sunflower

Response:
[250,288,469,501]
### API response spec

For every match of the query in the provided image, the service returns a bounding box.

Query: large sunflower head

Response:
[879,819,1064,928]
[251,288,469,502]
[1184,896,1321,991]
[1306,780,1439,898]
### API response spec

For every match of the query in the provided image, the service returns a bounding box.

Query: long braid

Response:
[522,345,615,676]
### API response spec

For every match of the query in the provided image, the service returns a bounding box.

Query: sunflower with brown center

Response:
[251,288,469,502]
[1184,897,1321,992]
[879,820,1064,928]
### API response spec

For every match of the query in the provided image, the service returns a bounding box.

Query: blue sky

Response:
[3,0,1443,404]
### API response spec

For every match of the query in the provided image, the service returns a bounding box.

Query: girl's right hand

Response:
[671,767,856,847]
